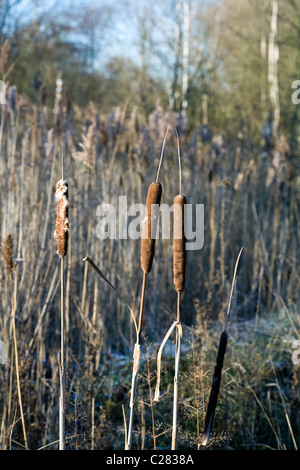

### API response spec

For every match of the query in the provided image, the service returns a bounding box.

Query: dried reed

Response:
[171,193,186,450]
[152,127,186,450]
[127,180,162,449]
[201,247,243,447]
[1,233,28,449]
[173,194,187,296]
[83,256,138,450]
[127,129,169,449]
[141,181,162,275]
[171,128,186,450]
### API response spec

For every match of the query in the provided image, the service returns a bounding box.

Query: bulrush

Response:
[153,127,186,451]
[127,180,163,450]
[55,177,69,450]
[127,129,169,450]
[173,193,187,296]
[141,181,162,274]
[171,133,187,449]
[55,179,69,258]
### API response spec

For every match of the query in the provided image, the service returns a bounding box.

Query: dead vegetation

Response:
[0,63,299,450]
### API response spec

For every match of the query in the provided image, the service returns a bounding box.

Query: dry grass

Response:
[0,74,299,450]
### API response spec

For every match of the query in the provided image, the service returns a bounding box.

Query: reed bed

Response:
[0,72,299,450]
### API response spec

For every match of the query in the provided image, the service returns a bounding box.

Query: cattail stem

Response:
[177,291,181,323]
[55,178,69,451]
[82,257,139,450]
[10,271,28,450]
[156,126,169,183]
[172,292,182,450]
[2,233,27,449]
[172,192,186,450]
[174,126,182,196]
[127,180,163,450]
[172,323,182,450]
[137,271,147,344]
[127,271,146,450]
[127,342,140,449]
[59,256,65,450]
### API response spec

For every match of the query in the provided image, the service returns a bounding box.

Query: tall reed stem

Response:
[127,271,146,449]
[172,292,181,450]
[10,271,28,450]
[171,131,186,449]
[138,272,147,344]
[201,247,243,447]
[59,257,65,450]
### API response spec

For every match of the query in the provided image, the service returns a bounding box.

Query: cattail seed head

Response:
[55,179,69,257]
[173,194,186,292]
[1,232,16,274]
[141,182,162,273]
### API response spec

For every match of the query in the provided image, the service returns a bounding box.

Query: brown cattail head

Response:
[55,179,69,257]
[173,194,187,292]
[141,182,162,273]
[1,232,16,274]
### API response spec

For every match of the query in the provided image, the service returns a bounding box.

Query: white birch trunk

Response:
[172,0,182,110]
